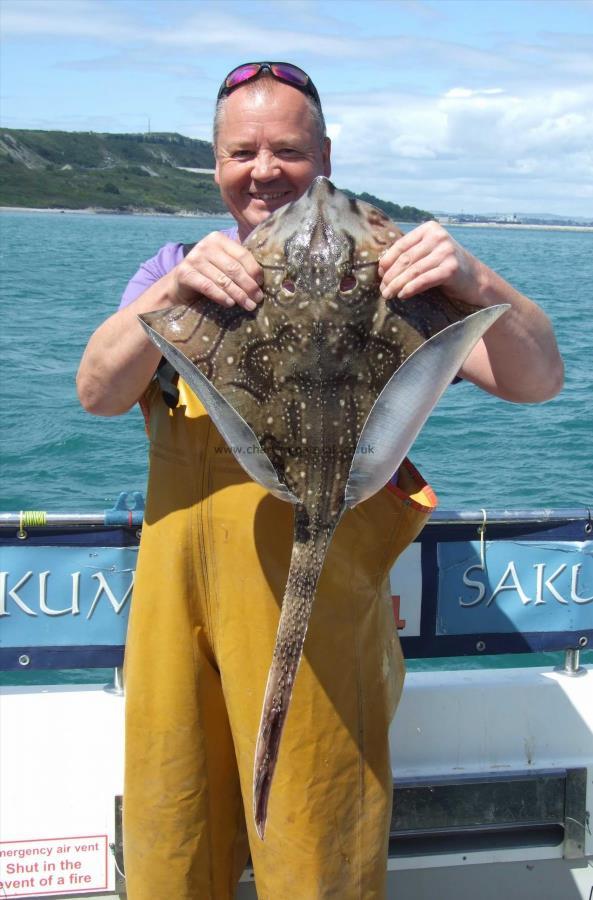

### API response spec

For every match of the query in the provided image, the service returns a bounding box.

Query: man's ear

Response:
[214,158,221,186]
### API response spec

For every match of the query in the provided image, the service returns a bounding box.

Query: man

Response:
[77,63,563,899]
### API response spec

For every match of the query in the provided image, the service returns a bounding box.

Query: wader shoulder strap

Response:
[155,242,196,408]
[156,357,180,409]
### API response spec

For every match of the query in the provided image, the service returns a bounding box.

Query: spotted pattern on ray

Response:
[139,177,487,840]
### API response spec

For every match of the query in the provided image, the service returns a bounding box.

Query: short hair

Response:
[212,75,327,152]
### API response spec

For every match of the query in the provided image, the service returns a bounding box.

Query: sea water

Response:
[0,211,591,681]
[1,211,591,510]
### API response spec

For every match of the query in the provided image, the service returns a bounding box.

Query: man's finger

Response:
[190,234,264,287]
[177,263,255,310]
[377,226,425,276]
[185,235,264,298]
[396,259,458,300]
[380,240,429,292]
[380,250,443,300]
[213,253,264,303]
[222,241,264,286]
[197,261,262,309]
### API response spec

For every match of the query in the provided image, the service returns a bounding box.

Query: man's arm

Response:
[377,222,564,403]
[77,233,263,416]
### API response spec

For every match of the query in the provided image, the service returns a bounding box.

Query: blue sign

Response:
[1,515,592,667]
[1,545,136,666]
[437,540,593,635]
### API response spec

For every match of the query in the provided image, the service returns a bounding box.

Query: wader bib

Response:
[123,379,436,900]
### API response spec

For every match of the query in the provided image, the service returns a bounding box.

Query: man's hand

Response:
[77,231,265,416]
[378,221,483,305]
[377,221,563,403]
[176,233,263,311]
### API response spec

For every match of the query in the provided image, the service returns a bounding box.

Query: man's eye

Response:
[277,148,301,158]
[232,149,253,159]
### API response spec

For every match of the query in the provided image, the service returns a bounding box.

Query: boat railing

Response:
[0,492,591,672]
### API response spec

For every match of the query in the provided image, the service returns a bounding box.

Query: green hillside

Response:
[343,190,432,224]
[0,129,222,214]
[0,128,432,221]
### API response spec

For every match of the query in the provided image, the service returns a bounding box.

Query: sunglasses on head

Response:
[217,62,321,108]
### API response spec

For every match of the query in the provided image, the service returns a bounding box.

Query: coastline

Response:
[445,221,593,233]
[2,205,591,231]
[0,205,233,219]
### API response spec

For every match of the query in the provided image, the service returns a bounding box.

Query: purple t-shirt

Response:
[119,225,239,308]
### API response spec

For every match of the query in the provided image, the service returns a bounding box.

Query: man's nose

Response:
[251,151,280,181]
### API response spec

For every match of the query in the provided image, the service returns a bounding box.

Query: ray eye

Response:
[339,275,357,293]
[282,279,296,295]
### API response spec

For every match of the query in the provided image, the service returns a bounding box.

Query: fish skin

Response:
[139,176,508,839]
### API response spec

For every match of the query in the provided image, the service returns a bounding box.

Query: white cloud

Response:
[327,82,593,215]
[0,0,138,40]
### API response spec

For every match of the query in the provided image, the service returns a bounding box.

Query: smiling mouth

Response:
[250,191,290,201]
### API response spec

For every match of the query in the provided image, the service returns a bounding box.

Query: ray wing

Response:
[344,304,509,506]
[139,302,298,503]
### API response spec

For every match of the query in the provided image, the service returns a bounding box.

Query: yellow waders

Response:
[123,380,436,900]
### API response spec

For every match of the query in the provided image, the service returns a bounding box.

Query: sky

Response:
[1,0,592,216]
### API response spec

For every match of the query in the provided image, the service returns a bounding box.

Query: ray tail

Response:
[253,509,339,839]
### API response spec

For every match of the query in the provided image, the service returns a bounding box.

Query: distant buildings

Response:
[436,212,592,227]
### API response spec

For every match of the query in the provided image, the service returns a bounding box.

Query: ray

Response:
[139,177,508,838]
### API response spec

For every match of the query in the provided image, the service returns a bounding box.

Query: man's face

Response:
[215,81,331,241]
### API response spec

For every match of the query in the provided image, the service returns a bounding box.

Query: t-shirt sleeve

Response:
[118,242,185,309]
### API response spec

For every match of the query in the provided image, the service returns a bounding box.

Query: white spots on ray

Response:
[263,354,269,361]
[328,300,338,310]
[391,325,398,333]
[202,335,210,342]
[360,250,369,258]
[300,471,306,479]
[302,437,307,445]
[226,355,234,364]
[377,352,383,360]
[287,345,294,353]
[267,416,274,424]
[300,401,306,409]
[298,300,309,309]
[388,231,396,239]
[246,325,252,334]
[264,316,270,328]
[339,398,346,407]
